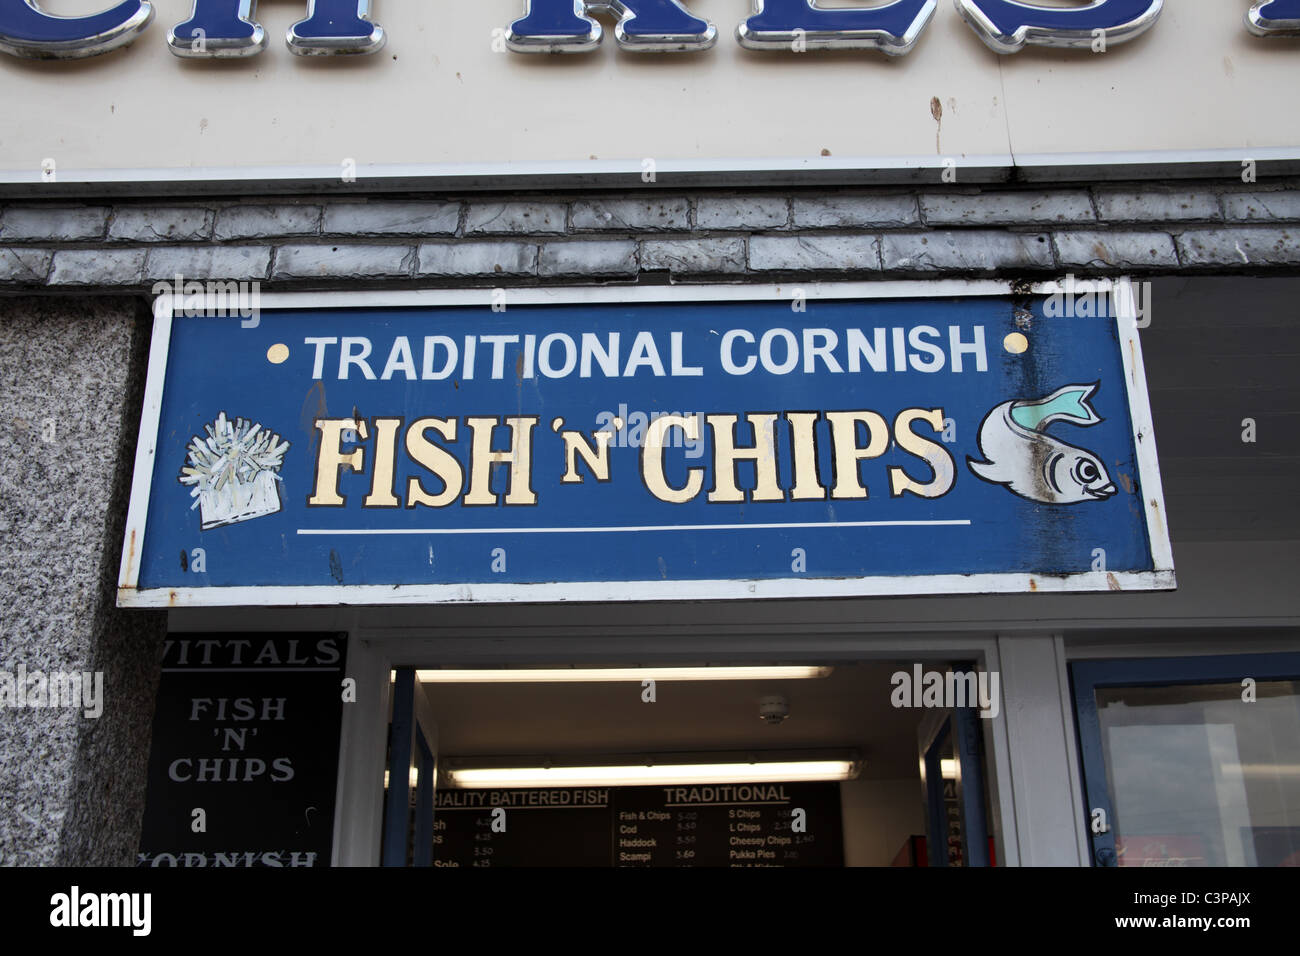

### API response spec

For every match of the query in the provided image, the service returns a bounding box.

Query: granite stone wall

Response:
[0,295,166,865]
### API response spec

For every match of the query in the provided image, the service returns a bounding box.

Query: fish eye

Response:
[1075,460,1100,483]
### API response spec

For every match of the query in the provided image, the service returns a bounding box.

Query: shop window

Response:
[1072,652,1300,867]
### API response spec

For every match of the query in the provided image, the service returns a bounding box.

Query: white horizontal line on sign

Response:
[296,520,972,536]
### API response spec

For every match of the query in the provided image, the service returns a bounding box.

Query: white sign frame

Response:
[117,278,1175,608]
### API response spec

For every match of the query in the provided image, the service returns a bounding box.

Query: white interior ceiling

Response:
[421,661,934,780]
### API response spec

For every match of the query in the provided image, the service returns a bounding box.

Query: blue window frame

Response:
[1071,651,1300,868]
[918,667,991,867]
[382,668,437,866]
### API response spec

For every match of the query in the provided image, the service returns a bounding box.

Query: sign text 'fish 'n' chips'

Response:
[117,282,1174,607]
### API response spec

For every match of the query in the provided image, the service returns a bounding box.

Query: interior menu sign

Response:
[137,633,347,867]
[433,782,844,867]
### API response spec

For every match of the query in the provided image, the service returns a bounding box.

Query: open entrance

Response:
[380,661,999,867]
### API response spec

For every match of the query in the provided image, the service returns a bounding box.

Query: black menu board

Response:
[137,633,347,867]
[433,782,843,867]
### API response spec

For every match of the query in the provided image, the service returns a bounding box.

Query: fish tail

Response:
[1009,383,1101,432]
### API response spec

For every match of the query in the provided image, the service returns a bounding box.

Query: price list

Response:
[432,782,842,868]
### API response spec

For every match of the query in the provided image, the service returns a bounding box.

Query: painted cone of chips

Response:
[179,412,290,530]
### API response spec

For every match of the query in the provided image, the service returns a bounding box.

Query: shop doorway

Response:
[379,660,998,867]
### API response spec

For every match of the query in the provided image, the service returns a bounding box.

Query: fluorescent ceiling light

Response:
[405,665,832,683]
[1222,763,1300,777]
[383,767,421,790]
[443,759,858,789]
[940,758,958,779]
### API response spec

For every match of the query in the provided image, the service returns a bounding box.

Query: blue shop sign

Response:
[117,281,1174,607]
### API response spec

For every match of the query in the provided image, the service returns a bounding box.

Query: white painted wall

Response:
[4,0,1295,176]
[840,777,927,867]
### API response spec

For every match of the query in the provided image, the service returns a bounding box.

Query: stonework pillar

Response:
[0,295,166,865]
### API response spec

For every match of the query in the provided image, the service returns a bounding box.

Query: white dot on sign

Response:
[267,343,289,364]
[1003,333,1029,355]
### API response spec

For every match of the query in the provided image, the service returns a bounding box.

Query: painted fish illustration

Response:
[967,383,1118,505]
